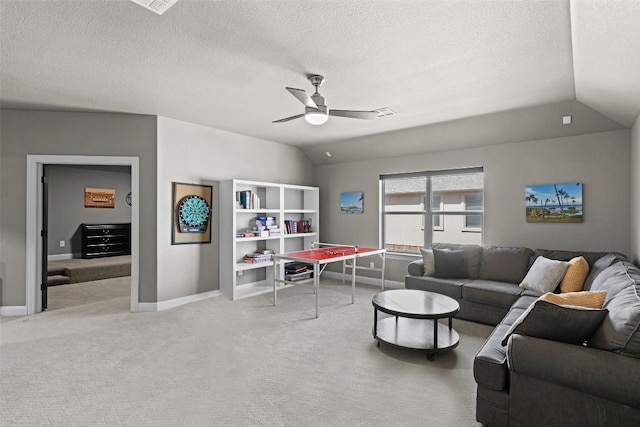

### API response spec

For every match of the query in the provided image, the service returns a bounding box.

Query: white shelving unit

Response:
[220,179,319,300]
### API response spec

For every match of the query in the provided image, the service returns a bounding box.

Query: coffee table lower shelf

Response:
[373,317,460,360]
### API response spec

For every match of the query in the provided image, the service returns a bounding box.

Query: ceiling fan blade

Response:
[272,114,305,123]
[286,87,318,109]
[329,110,379,120]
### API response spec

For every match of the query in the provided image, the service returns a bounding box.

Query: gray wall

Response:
[631,114,640,264]
[156,117,314,302]
[0,110,157,306]
[315,129,631,283]
[48,165,132,256]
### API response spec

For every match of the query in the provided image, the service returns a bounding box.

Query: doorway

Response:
[26,155,140,315]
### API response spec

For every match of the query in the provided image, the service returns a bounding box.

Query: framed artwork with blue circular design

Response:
[172,182,213,245]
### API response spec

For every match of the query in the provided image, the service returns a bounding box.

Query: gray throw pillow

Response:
[501,299,608,346]
[433,248,466,279]
[432,243,483,279]
[519,256,569,293]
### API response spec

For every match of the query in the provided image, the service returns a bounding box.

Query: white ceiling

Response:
[1,0,639,159]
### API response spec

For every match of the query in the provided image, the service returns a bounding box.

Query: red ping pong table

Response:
[271,242,387,318]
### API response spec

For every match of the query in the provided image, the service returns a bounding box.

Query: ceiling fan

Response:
[273,75,379,125]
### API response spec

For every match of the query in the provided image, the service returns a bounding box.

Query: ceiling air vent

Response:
[130,0,179,15]
[375,107,395,118]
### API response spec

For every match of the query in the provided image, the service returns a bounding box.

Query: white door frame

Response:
[26,155,140,315]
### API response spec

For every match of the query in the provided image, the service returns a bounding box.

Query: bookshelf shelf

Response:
[283,209,317,214]
[235,208,281,214]
[235,261,273,271]
[221,179,319,300]
[235,236,281,242]
[283,232,317,239]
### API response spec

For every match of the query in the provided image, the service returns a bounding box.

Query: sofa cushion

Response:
[479,246,533,284]
[559,256,590,293]
[533,248,614,267]
[590,283,640,358]
[501,299,608,346]
[590,262,636,302]
[519,256,569,293]
[474,323,512,391]
[420,248,435,276]
[540,290,607,309]
[583,253,627,291]
[433,248,466,279]
[404,275,469,299]
[462,280,523,307]
[432,243,483,279]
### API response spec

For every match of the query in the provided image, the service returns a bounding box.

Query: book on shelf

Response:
[283,219,312,234]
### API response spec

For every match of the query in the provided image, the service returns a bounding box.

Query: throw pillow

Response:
[432,248,466,279]
[519,256,569,293]
[420,248,435,276]
[559,256,590,293]
[501,299,608,346]
[540,290,606,309]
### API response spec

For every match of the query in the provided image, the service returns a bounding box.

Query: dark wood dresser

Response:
[81,223,131,259]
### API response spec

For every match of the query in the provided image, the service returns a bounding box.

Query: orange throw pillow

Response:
[559,256,590,293]
[540,290,607,309]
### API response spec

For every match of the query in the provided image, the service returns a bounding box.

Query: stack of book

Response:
[242,250,273,264]
[254,216,280,236]
[284,262,313,281]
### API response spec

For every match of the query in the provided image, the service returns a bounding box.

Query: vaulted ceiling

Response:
[1,1,639,165]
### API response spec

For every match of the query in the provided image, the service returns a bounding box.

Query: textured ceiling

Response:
[1,0,639,158]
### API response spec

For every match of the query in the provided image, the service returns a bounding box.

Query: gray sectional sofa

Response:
[405,243,640,427]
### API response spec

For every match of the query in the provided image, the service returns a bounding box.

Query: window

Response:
[432,194,443,230]
[463,193,483,231]
[381,168,483,254]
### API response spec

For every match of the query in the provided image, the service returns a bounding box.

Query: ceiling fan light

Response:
[305,110,328,125]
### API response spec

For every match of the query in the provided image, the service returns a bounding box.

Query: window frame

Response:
[380,168,484,255]
[462,192,483,232]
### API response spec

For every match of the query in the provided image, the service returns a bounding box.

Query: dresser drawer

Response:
[81,223,131,259]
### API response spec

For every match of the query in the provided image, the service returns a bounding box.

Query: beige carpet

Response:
[0,278,492,426]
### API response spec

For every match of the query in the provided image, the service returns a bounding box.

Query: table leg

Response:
[351,259,356,304]
[428,319,439,361]
[449,316,453,331]
[342,260,346,286]
[314,263,319,318]
[273,260,277,306]
[373,308,378,337]
[381,252,386,291]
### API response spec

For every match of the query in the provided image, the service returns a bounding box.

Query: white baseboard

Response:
[0,306,28,316]
[48,253,81,261]
[137,289,222,312]
[323,271,404,289]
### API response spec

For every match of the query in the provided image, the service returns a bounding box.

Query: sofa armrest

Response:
[407,259,424,276]
[507,334,640,409]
